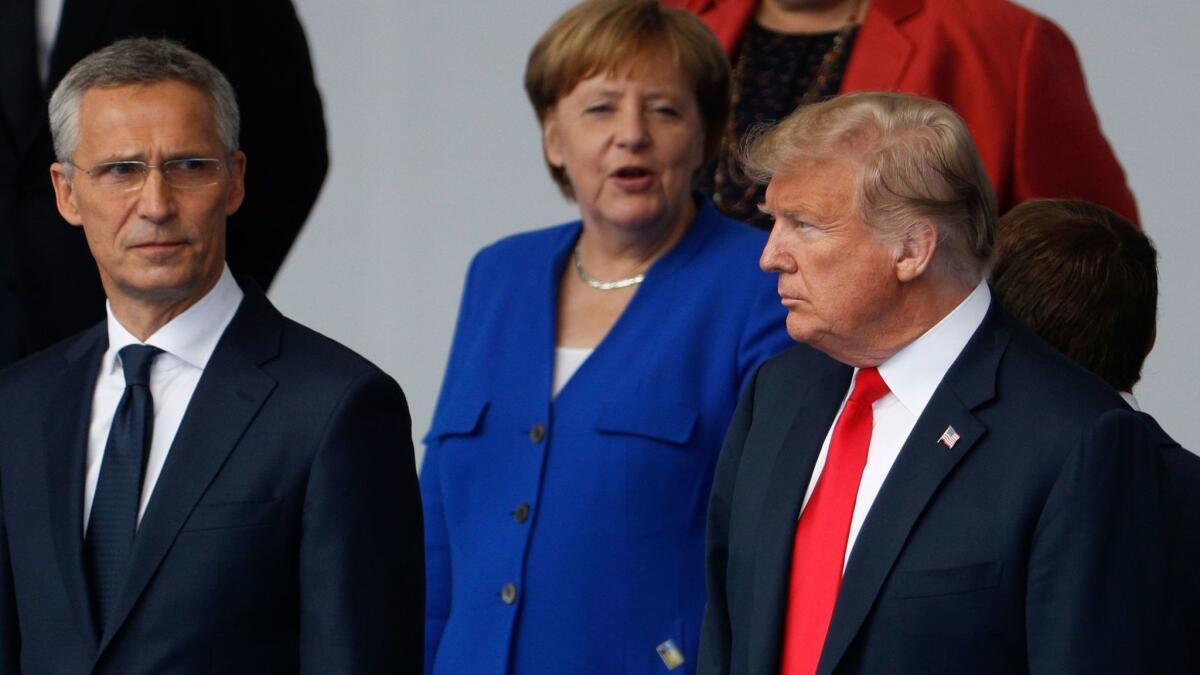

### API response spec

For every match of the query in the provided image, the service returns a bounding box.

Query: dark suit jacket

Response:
[699,301,1171,674]
[0,284,422,673]
[1142,414,1200,675]
[0,0,328,365]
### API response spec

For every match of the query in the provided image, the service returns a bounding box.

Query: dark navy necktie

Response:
[85,344,162,631]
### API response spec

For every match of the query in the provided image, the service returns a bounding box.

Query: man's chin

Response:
[107,270,211,306]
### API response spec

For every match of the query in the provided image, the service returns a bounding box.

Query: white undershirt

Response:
[553,346,593,397]
[35,0,64,84]
[801,282,992,569]
[83,266,243,530]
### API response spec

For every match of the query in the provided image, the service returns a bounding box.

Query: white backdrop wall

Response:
[276,1,1200,463]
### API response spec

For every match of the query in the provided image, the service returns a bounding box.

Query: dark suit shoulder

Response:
[0,323,104,393]
[996,316,1128,421]
[226,284,398,397]
[755,342,849,389]
[272,317,397,392]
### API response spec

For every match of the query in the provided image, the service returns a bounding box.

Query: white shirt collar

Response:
[876,282,991,417]
[103,265,244,375]
[1120,391,1140,411]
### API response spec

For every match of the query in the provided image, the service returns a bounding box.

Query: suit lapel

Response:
[43,324,106,649]
[95,288,281,653]
[815,306,1010,675]
[749,364,852,674]
[841,0,922,93]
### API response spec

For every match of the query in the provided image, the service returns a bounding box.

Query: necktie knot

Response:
[118,344,162,388]
[848,367,889,406]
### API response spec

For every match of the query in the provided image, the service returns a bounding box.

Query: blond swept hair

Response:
[524,0,730,199]
[745,92,996,283]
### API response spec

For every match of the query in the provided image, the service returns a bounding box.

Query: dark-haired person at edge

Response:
[662,0,1138,230]
[991,198,1199,675]
[0,0,327,368]
[420,1,793,673]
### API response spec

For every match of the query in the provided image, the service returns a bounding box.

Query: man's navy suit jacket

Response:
[698,300,1171,674]
[1144,414,1200,674]
[0,285,423,673]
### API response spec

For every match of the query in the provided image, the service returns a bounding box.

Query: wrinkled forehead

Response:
[764,156,862,212]
[75,80,222,155]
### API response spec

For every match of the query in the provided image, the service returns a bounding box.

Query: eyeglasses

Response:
[65,157,229,192]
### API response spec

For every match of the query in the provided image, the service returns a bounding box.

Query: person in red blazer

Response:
[662,0,1138,224]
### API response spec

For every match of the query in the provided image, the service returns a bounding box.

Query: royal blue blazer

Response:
[421,199,793,674]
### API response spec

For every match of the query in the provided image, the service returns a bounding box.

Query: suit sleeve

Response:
[1012,17,1138,223]
[1025,408,1168,673]
[210,0,329,288]
[698,364,760,675]
[299,369,423,674]
[0,473,20,671]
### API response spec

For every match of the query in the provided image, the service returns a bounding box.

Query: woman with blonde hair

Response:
[420,1,792,672]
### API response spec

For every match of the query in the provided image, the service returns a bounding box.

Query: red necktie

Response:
[780,367,890,675]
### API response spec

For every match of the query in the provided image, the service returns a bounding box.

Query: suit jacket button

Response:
[501,582,518,605]
[529,423,546,444]
[513,503,531,524]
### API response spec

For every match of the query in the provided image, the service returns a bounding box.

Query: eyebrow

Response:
[93,150,215,164]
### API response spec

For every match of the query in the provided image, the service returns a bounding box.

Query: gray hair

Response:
[49,37,240,162]
[744,92,996,284]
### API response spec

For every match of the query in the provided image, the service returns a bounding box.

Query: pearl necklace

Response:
[573,246,645,290]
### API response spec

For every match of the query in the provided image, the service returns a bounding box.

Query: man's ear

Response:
[542,112,564,169]
[225,150,247,216]
[894,220,938,282]
[50,163,84,227]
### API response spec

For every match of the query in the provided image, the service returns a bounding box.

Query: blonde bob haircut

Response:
[524,0,731,200]
[745,92,997,284]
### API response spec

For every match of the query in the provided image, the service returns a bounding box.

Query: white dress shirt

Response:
[35,0,64,84]
[801,282,991,569]
[83,266,243,530]
[552,346,593,397]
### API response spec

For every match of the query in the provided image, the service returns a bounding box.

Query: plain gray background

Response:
[277,1,1199,462]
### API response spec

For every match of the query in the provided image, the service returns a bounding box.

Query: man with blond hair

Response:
[698,92,1172,675]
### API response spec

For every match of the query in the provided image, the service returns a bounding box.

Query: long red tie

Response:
[780,367,890,675]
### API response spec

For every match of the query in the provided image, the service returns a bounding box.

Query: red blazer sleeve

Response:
[1011,16,1138,223]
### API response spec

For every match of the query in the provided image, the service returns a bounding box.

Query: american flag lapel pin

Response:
[937,425,960,449]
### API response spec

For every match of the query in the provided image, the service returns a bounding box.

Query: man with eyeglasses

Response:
[1,0,328,370]
[0,38,422,672]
